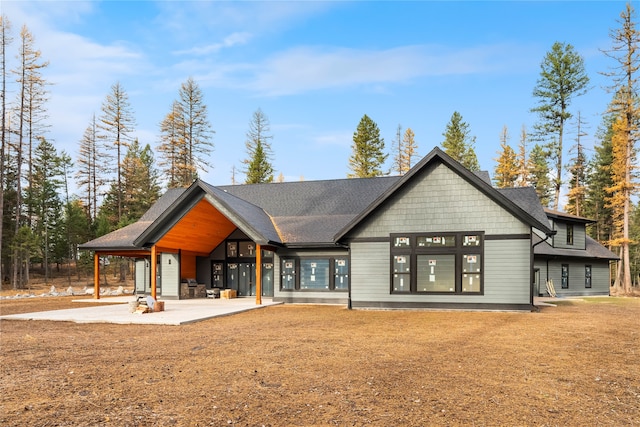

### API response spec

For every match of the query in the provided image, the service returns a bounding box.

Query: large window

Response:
[280,257,349,291]
[585,265,592,288]
[390,232,484,294]
[561,264,569,289]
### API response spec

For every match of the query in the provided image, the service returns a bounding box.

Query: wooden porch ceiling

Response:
[155,198,236,255]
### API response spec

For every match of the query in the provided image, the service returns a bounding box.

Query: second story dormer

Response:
[544,209,593,250]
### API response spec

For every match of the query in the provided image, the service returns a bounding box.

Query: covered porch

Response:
[83,183,283,306]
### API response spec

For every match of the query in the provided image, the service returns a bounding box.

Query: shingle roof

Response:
[533,234,619,260]
[219,177,399,244]
[79,188,186,250]
[497,187,551,228]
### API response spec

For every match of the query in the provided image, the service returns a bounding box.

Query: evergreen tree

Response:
[565,112,589,216]
[601,2,640,293]
[97,81,136,224]
[121,140,161,223]
[177,77,214,184]
[493,126,518,188]
[392,125,419,176]
[585,115,615,243]
[0,14,13,285]
[243,108,274,184]
[29,137,64,281]
[531,41,589,210]
[529,144,552,207]
[158,78,214,187]
[441,111,480,171]
[515,125,531,187]
[348,114,388,178]
[75,114,103,221]
[403,128,419,171]
[10,24,49,289]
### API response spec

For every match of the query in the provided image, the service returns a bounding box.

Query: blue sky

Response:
[1,1,630,196]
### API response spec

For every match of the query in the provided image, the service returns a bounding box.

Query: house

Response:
[533,209,617,297]
[79,147,617,310]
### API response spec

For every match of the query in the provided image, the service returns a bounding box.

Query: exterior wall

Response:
[160,253,180,299]
[350,163,531,239]
[533,262,548,296]
[542,259,610,297]
[273,248,349,304]
[552,221,586,250]
[134,258,149,294]
[350,239,532,307]
[347,163,533,309]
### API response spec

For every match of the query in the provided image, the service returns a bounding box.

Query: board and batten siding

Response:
[135,258,149,294]
[273,249,349,304]
[350,239,531,306]
[349,163,531,239]
[346,163,534,308]
[160,253,180,299]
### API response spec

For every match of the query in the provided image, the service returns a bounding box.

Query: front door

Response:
[238,263,256,296]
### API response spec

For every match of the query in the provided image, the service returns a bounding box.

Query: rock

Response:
[66,286,75,295]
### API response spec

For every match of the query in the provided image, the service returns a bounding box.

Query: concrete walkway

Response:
[0,296,283,326]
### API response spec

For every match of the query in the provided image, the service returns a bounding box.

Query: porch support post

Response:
[93,252,100,300]
[151,245,157,300]
[255,244,262,305]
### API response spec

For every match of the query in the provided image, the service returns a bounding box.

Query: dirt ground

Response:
[1,283,639,426]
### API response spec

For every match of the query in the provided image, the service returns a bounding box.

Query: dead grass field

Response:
[1,293,639,426]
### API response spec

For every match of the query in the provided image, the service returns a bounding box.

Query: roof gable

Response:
[334,147,553,241]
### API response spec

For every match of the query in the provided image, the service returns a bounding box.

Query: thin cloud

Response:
[173,32,253,56]
[200,43,539,97]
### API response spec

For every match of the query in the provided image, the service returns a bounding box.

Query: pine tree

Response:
[585,114,615,243]
[392,125,419,175]
[243,108,274,184]
[76,114,103,221]
[0,14,12,285]
[441,111,480,171]
[97,82,136,224]
[529,144,552,207]
[177,77,214,185]
[158,101,184,188]
[493,126,518,188]
[565,112,589,216]
[120,140,160,224]
[515,125,530,187]
[348,114,388,178]
[158,78,214,187]
[531,41,589,210]
[30,137,64,281]
[403,128,419,171]
[11,24,49,289]
[601,2,640,293]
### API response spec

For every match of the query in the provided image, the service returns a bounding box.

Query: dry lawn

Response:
[1,292,639,426]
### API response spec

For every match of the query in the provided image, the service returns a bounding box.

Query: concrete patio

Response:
[0,296,283,325]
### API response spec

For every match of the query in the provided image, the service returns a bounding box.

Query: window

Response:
[300,259,330,290]
[566,224,574,246]
[280,257,349,291]
[585,265,592,288]
[281,259,296,290]
[391,232,483,294]
[561,264,569,289]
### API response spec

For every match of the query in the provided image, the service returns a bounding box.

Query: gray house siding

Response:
[273,248,349,304]
[350,239,531,308]
[542,260,610,297]
[349,163,531,239]
[552,221,586,250]
[346,164,534,309]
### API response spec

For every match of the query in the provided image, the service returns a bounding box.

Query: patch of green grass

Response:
[581,296,640,306]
